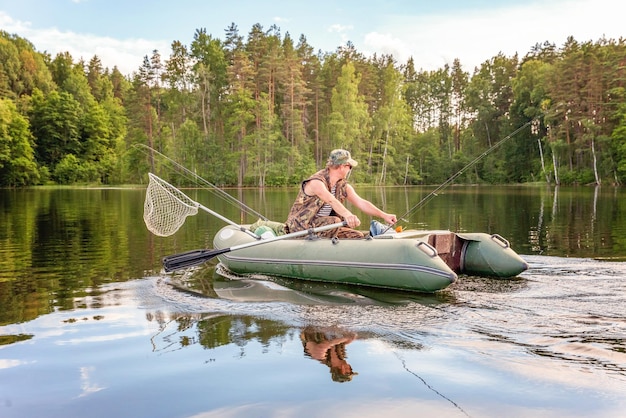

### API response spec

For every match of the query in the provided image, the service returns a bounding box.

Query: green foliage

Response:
[1,28,626,187]
[556,168,591,185]
[53,154,82,184]
[0,98,39,186]
[29,89,82,172]
[0,31,56,99]
[329,61,370,153]
[612,102,626,183]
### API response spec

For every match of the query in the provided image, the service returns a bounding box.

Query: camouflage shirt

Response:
[285,169,348,233]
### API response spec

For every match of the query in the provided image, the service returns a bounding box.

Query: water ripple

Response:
[151,254,626,388]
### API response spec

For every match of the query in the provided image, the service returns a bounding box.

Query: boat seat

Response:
[427,232,463,272]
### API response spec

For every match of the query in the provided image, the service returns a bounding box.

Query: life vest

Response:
[285,169,348,234]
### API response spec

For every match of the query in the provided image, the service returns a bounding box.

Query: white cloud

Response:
[78,366,106,397]
[328,23,353,34]
[363,31,413,62]
[0,359,35,369]
[361,0,625,72]
[0,10,29,32]
[0,11,169,75]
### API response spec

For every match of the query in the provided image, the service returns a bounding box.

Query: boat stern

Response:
[458,233,529,277]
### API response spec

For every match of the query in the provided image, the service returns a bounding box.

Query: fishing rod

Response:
[385,119,535,232]
[133,144,268,221]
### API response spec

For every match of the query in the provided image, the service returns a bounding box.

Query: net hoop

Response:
[143,173,199,237]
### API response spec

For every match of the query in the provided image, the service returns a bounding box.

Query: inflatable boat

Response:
[209,224,528,293]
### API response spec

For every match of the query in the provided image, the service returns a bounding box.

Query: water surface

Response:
[0,185,625,417]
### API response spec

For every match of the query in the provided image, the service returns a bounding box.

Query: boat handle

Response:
[491,234,510,248]
[416,241,438,257]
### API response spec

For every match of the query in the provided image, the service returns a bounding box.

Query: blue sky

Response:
[0,0,622,75]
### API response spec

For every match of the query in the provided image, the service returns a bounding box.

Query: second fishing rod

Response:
[383,118,535,233]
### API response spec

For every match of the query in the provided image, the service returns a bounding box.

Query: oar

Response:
[162,221,348,272]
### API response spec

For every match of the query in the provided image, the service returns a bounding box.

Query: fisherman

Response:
[285,149,396,239]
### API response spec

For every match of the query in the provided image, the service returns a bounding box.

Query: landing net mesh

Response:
[143,173,199,237]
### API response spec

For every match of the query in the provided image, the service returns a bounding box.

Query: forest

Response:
[1,23,626,187]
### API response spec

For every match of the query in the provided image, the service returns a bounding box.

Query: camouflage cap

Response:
[328,149,358,167]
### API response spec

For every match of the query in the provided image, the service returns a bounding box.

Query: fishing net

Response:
[143,173,199,237]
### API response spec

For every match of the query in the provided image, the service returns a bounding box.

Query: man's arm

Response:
[346,185,397,225]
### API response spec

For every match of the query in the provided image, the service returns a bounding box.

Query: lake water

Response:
[1,184,625,418]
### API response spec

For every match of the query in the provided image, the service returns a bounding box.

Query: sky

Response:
[0,0,623,76]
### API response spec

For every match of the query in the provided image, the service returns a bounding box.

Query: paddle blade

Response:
[162,247,230,272]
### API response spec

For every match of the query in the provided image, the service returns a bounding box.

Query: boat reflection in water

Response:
[160,263,451,384]
[166,262,459,307]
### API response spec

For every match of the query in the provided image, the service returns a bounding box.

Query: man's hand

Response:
[344,214,361,228]
[382,213,397,225]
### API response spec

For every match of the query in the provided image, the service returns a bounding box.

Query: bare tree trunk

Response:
[538,137,550,184]
[379,131,389,184]
[145,93,155,173]
[591,137,600,185]
[552,152,560,185]
[404,155,410,185]
[238,129,245,187]
[315,89,320,166]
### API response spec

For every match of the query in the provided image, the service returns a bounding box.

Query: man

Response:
[285,149,397,239]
